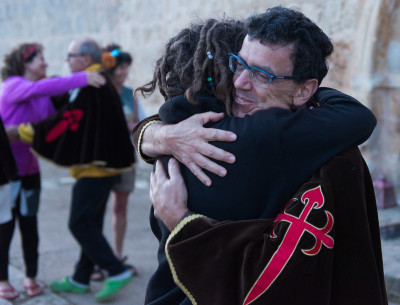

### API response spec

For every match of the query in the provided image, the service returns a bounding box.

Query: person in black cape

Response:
[133,8,386,305]
[18,38,135,302]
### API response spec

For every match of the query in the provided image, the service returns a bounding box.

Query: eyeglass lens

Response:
[229,54,271,87]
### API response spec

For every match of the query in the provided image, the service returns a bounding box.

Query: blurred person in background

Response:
[0,42,104,300]
[23,38,136,302]
[89,44,146,281]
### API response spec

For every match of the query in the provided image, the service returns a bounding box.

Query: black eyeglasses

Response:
[228,53,296,88]
[67,53,85,59]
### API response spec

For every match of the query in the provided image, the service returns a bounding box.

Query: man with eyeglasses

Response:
[26,38,135,302]
[134,6,386,305]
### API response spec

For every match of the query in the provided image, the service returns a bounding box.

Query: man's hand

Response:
[5,125,19,143]
[150,158,189,231]
[85,71,106,88]
[143,112,237,186]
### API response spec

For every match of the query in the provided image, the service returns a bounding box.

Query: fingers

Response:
[201,140,236,164]
[178,141,235,172]
[207,127,237,142]
[185,161,212,186]
[181,150,228,177]
[193,112,237,142]
[150,161,164,202]
[157,113,237,186]
[195,111,225,124]
[86,72,106,88]
[154,159,167,181]
[194,111,228,125]
[168,158,182,182]
[93,75,106,87]
[150,159,189,230]
[183,153,229,187]
[196,154,228,177]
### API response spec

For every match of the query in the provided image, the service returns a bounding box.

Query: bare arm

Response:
[141,112,237,186]
[150,158,189,231]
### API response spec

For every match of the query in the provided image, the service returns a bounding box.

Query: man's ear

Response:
[292,79,319,107]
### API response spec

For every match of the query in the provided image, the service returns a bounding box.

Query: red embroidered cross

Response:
[243,185,334,305]
[45,109,83,142]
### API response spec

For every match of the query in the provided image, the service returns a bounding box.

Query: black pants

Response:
[69,176,126,284]
[0,174,40,280]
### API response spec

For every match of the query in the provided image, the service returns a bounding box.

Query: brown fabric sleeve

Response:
[165,215,276,305]
[131,114,161,164]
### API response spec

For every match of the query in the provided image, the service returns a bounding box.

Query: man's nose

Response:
[234,69,253,91]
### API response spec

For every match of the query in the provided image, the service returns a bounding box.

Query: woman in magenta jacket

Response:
[0,43,104,300]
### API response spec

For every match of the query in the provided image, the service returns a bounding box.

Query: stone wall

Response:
[1,0,399,189]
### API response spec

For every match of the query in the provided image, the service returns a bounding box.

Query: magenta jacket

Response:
[0,72,87,176]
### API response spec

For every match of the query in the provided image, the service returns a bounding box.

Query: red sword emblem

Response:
[45,109,83,142]
[243,185,334,305]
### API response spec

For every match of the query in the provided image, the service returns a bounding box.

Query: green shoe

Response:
[50,277,89,294]
[95,274,132,302]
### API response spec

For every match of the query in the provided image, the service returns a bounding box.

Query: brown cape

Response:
[31,77,135,170]
[166,147,387,305]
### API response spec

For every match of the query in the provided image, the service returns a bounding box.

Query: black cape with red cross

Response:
[165,147,388,305]
[31,76,135,170]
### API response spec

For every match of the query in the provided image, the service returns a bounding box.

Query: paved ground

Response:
[3,159,156,305]
[1,158,400,305]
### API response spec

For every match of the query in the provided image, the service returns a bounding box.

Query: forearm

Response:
[5,73,87,104]
[131,114,162,163]
[162,207,191,231]
[314,87,376,144]
[140,121,170,158]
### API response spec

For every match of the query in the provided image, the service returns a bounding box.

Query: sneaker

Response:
[94,274,132,302]
[50,277,89,294]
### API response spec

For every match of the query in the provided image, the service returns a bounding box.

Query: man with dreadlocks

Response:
[134,8,386,305]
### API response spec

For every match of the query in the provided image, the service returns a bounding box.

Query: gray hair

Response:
[78,39,102,63]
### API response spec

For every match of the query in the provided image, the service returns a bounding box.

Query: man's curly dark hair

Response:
[247,6,334,85]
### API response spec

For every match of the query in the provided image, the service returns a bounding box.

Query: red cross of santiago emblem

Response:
[243,185,334,305]
[45,109,83,142]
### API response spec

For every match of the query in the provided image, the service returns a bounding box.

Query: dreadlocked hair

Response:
[186,18,246,115]
[135,23,203,100]
[135,18,246,115]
